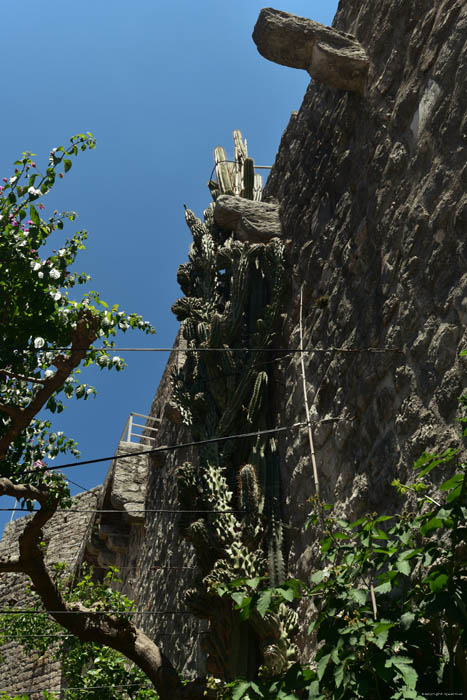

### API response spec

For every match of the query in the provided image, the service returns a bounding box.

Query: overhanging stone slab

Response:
[252,7,369,94]
[214,195,282,243]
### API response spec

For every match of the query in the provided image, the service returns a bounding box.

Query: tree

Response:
[0,137,199,700]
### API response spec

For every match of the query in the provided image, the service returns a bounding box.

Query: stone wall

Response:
[0,487,100,698]
[260,0,467,651]
[80,334,205,677]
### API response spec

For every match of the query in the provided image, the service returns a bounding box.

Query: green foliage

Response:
[219,426,467,699]
[0,136,154,501]
[0,566,159,699]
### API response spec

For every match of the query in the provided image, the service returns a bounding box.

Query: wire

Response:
[0,609,193,615]
[38,418,349,473]
[1,682,154,693]
[0,508,248,514]
[66,476,93,492]
[3,629,201,638]
[0,345,404,353]
[33,421,305,472]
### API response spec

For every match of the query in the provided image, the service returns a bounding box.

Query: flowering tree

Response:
[0,136,199,699]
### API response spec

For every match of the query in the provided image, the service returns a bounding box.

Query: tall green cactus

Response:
[171,133,290,680]
[212,130,263,201]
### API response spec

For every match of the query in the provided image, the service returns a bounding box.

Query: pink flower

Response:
[2,178,6,183]
[0,187,3,193]
[38,203,45,210]
[27,219,34,225]
[59,173,64,179]
[31,162,36,168]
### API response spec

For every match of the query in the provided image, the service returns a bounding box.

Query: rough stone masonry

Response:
[260,0,467,652]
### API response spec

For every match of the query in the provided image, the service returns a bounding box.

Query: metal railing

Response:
[120,412,161,445]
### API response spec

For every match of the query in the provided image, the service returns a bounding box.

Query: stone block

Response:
[252,8,369,94]
[214,195,282,242]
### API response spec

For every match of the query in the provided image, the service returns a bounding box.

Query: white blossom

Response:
[58,248,66,257]
[44,369,54,379]
[9,176,17,185]
[31,261,41,271]
[34,337,45,349]
[112,356,122,364]
[49,268,60,280]
[27,186,42,197]
[38,271,44,279]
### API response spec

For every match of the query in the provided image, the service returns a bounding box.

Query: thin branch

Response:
[0,556,22,573]
[0,310,100,460]
[0,477,50,506]
[0,369,45,385]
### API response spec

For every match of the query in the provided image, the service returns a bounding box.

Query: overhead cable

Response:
[0,609,192,615]
[36,420,311,472]
[0,345,404,353]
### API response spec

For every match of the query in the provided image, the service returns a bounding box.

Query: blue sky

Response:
[0,0,338,533]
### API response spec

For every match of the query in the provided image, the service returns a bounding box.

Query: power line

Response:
[3,629,202,638]
[1,682,155,693]
[0,609,193,615]
[0,508,248,514]
[0,345,404,353]
[38,418,351,473]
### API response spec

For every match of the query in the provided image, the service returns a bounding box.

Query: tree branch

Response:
[0,369,46,385]
[3,487,186,700]
[0,403,21,419]
[0,556,22,573]
[0,477,50,506]
[0,310,100,460]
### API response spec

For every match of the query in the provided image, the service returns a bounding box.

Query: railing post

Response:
[128,413,134,443]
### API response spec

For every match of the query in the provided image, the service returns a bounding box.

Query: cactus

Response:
[170,133,287,680]
[212,131,263,202]
[242,157,255,200]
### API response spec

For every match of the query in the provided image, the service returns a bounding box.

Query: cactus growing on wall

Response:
[171,134,294,680]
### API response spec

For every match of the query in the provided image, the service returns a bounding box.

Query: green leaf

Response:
[374,621,394,635]
[374,580,392,594]
[400,612,415,630]
[317,652,331,681]
[29,205,40,226]
[245,577,262,590]
[256,590,272,618]
[440,473,464,490]
[392,659,418,689]
[349,589,367,606]
[278,587,295,602]
[446,484,463,503]
[375,515,394,523]
[232,681,253,700]
[231,592,249,608]
[395,557,411,576]
[334,662,345,688]
[428,573,449,592]
[420,517,443,536]
[64,159,72,173]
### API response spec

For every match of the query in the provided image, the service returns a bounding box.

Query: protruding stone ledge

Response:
[214,194,282,243]
[252,7,369,95]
